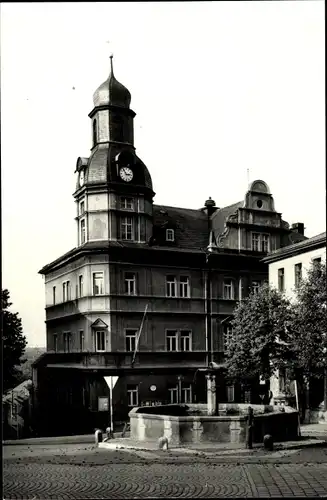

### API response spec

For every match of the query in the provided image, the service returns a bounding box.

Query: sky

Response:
[1,1,325,347]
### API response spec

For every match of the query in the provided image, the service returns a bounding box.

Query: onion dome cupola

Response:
[88,56,136,152]
[93,55,132,109]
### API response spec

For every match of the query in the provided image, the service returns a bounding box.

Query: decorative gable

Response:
[244,179,276,212]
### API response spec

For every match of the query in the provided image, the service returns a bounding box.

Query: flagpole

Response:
[132,304,149,366]
[110,376,114,435]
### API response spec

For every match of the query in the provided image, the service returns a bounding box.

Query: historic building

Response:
[33,58,306,436]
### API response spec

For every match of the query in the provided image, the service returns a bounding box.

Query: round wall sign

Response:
[150,385,157,392]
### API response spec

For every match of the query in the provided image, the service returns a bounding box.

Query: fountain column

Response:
[206,373,216,415]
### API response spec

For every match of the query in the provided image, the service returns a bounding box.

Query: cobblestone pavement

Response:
[3,445,327,498]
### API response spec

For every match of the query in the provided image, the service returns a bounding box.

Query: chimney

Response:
[204,197,218,217]
[291,223,305,236]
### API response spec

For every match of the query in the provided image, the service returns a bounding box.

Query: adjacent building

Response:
[263,232,326,422]
[3,380,33,440]
[33,58,306,436]
[264,231,326,294]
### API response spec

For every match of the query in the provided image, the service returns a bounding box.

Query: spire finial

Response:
[109,53,114,75]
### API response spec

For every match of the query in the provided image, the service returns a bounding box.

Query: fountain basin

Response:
[129,404,299,445]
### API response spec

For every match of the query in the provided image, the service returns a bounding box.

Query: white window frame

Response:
[179,276,190,298]
[223,279,235,300]
[95,330,106,352]
[261,234,270,252]
[120,197,134,210]
[124,272,136,295]
[166,275,177,297]
[252,232,270,252]
[63,332,71,353]
[121,216,133,240]
[223,324,234,351]
[125,329,137,352]
[166,229,175,242]
[80,200,85,215]
[294,263,302,288]
[278,268,285,292]
[62,281,71,302]
[93,272,104,295]
[127,385,139,407]
[80,218,86,244]
[79,275,84,297]
[79,330,84,351]
[168,385,178,404]
[252,233,260,252]
[166,330,178,351]
[180,330,192,351]
[181,383,192,403]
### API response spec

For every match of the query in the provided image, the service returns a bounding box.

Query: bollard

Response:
[158,436,169,450]
[106,427,113,440]
[263,434,274,451]
[246,406,254,449]
[95,429,103,445]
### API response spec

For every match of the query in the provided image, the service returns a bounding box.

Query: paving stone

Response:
[3,443,327,498]
[3,461,327,498]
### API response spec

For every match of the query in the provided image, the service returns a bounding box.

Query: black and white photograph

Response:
[1,1,326,498]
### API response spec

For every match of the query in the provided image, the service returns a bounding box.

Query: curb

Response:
[3,432,123,446]
[98,438,326,455]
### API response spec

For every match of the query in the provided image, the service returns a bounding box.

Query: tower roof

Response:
[93,55,131,108]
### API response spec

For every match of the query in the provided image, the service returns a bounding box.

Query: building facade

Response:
[33,58,306,436]
[264,232,326,298]
[263,232,327,422]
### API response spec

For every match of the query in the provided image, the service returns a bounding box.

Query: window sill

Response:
[165,296,191,300]
[165,350,193,353]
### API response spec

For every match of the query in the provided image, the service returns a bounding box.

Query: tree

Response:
[225,283,295,384]
[2,289,27,393]
[291,261,327,380]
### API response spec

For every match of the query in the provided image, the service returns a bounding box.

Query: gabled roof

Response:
[3,380,32,404]
[263,231,326,263]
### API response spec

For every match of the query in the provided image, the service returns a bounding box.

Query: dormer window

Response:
[92,119,97,147]
[166,229,175,242]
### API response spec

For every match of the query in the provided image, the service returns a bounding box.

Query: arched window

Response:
[113,115,124,142]
[92,119,97,147]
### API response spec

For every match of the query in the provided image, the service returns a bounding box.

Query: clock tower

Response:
[74,56,155,246]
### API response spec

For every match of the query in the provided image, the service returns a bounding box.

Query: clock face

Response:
[120,167,133,182]
[79,171,85,187]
